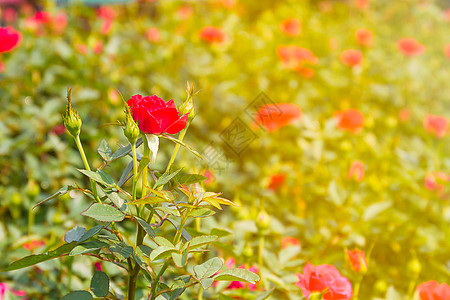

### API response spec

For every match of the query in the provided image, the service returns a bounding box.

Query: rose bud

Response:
[123,110,140,145]
[63,88,82,137]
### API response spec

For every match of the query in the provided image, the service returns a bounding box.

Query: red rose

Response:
[127,94,188,134]
[281,236,300,249]
[348,161,365,182]
[268,173,286,191]
[417,280,450,300]
[339,49,363,67]
[334,109,365,134]
[296,263,353,300]
[0,26,22,53]
[397,37,426,57]
[277,45,319,71]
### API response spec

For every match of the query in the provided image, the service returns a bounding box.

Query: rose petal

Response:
[164,113,189,134]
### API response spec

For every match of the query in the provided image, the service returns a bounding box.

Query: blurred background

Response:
[0,0,449,299]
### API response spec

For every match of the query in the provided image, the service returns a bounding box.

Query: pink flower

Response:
[97,6,115,20]
[92,41,103,55]
[225,259,259,291]
[397,38,426,57]
[417,280,450,300]
[280,18,301,37]
[199,26,226,44]
[334,109,365,134]
[348,161,365,182]
[0,61,5,73]
[339,49,363,67]
[177,5,193,20]
[203,169,215,185]
[423,114,448,138]
[0,282,26,299]
[296,263,353,300]
[424,172,449,194]
[443,9,450,22]
[2,7,18,23]
[101,19,114,35]
[0,26,22,53]
[146,27,161,43]
[355,28,373,47]
[345,249,367,273]
[94,262,103,271]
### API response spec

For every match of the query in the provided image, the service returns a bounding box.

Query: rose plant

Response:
[1,84,259,300]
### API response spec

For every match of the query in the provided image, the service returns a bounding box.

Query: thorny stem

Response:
[132,143,138,202]
[75,134,101,203]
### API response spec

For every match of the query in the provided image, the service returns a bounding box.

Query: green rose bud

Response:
[123,113,140,145]
[179,81,196,120]
[63,88,82,137]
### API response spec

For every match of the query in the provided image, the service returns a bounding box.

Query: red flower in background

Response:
[0,26,22,53]
[417,281,450,300]
[296,263,353,300]
[177,5,193,20]
[199,26,226,44]
[399,108,411,122]
[355,28,373,47]
[203,169,215,185]
[146,27,161,43]
[348,161,365,182]
[354,0,369,10]
[423,114,448,138]
[2,7,18,23]
[255,103,302,132]
[268,173,286,191]
[92,41,103,55]
[339,49,363,67]
[23,240,45,251]
[94,262,103,271]
[443,9,450,22]
[346,249,367,273]
[225,258,259,291]
[424,172,449,194]
[277,45,319,71]
[444,44,450,59]
[334,109,365,133]
[98,6,115,35]
[281,237,300,249]
[127,95,188,135]
[280,18,301,37]
[51,12,68,35]
[0,61,5,73]
[397,38,426,57]
[0,283,26,299]
[221,0,236,8]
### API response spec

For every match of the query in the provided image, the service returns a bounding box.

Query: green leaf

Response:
[159,135,202,159]
[62,291,93,300]
[363,201,392,221]
[135,217,156,238]
[64,226,87,243]
[188,208,216,218]
[90,271,109,297]
[133,245,152,268]
[154,168,183,189]
[182,235,218,251]
[172,250,188,268]
[200,278,214,290]
[70,241,108,256]
[33,186,74,209]
[79,225,104,242]
[102,188,127,212]
[155,206,181,217]
[118,161,133,187]
[210,228,232,237]
[2,242,77,272]
[111,144,132,160]
[77,169,113,187]
[256,287,275,300]
[97,139,112,161]
[109,244,133,261]
[170,287,186,300]
[81,203,125,222]
[155,236,175,247]
[175,174,208,185]
[138,156,151,175]
[213,268,260,284]
[193,257,223,279]
[150,245,178,261]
